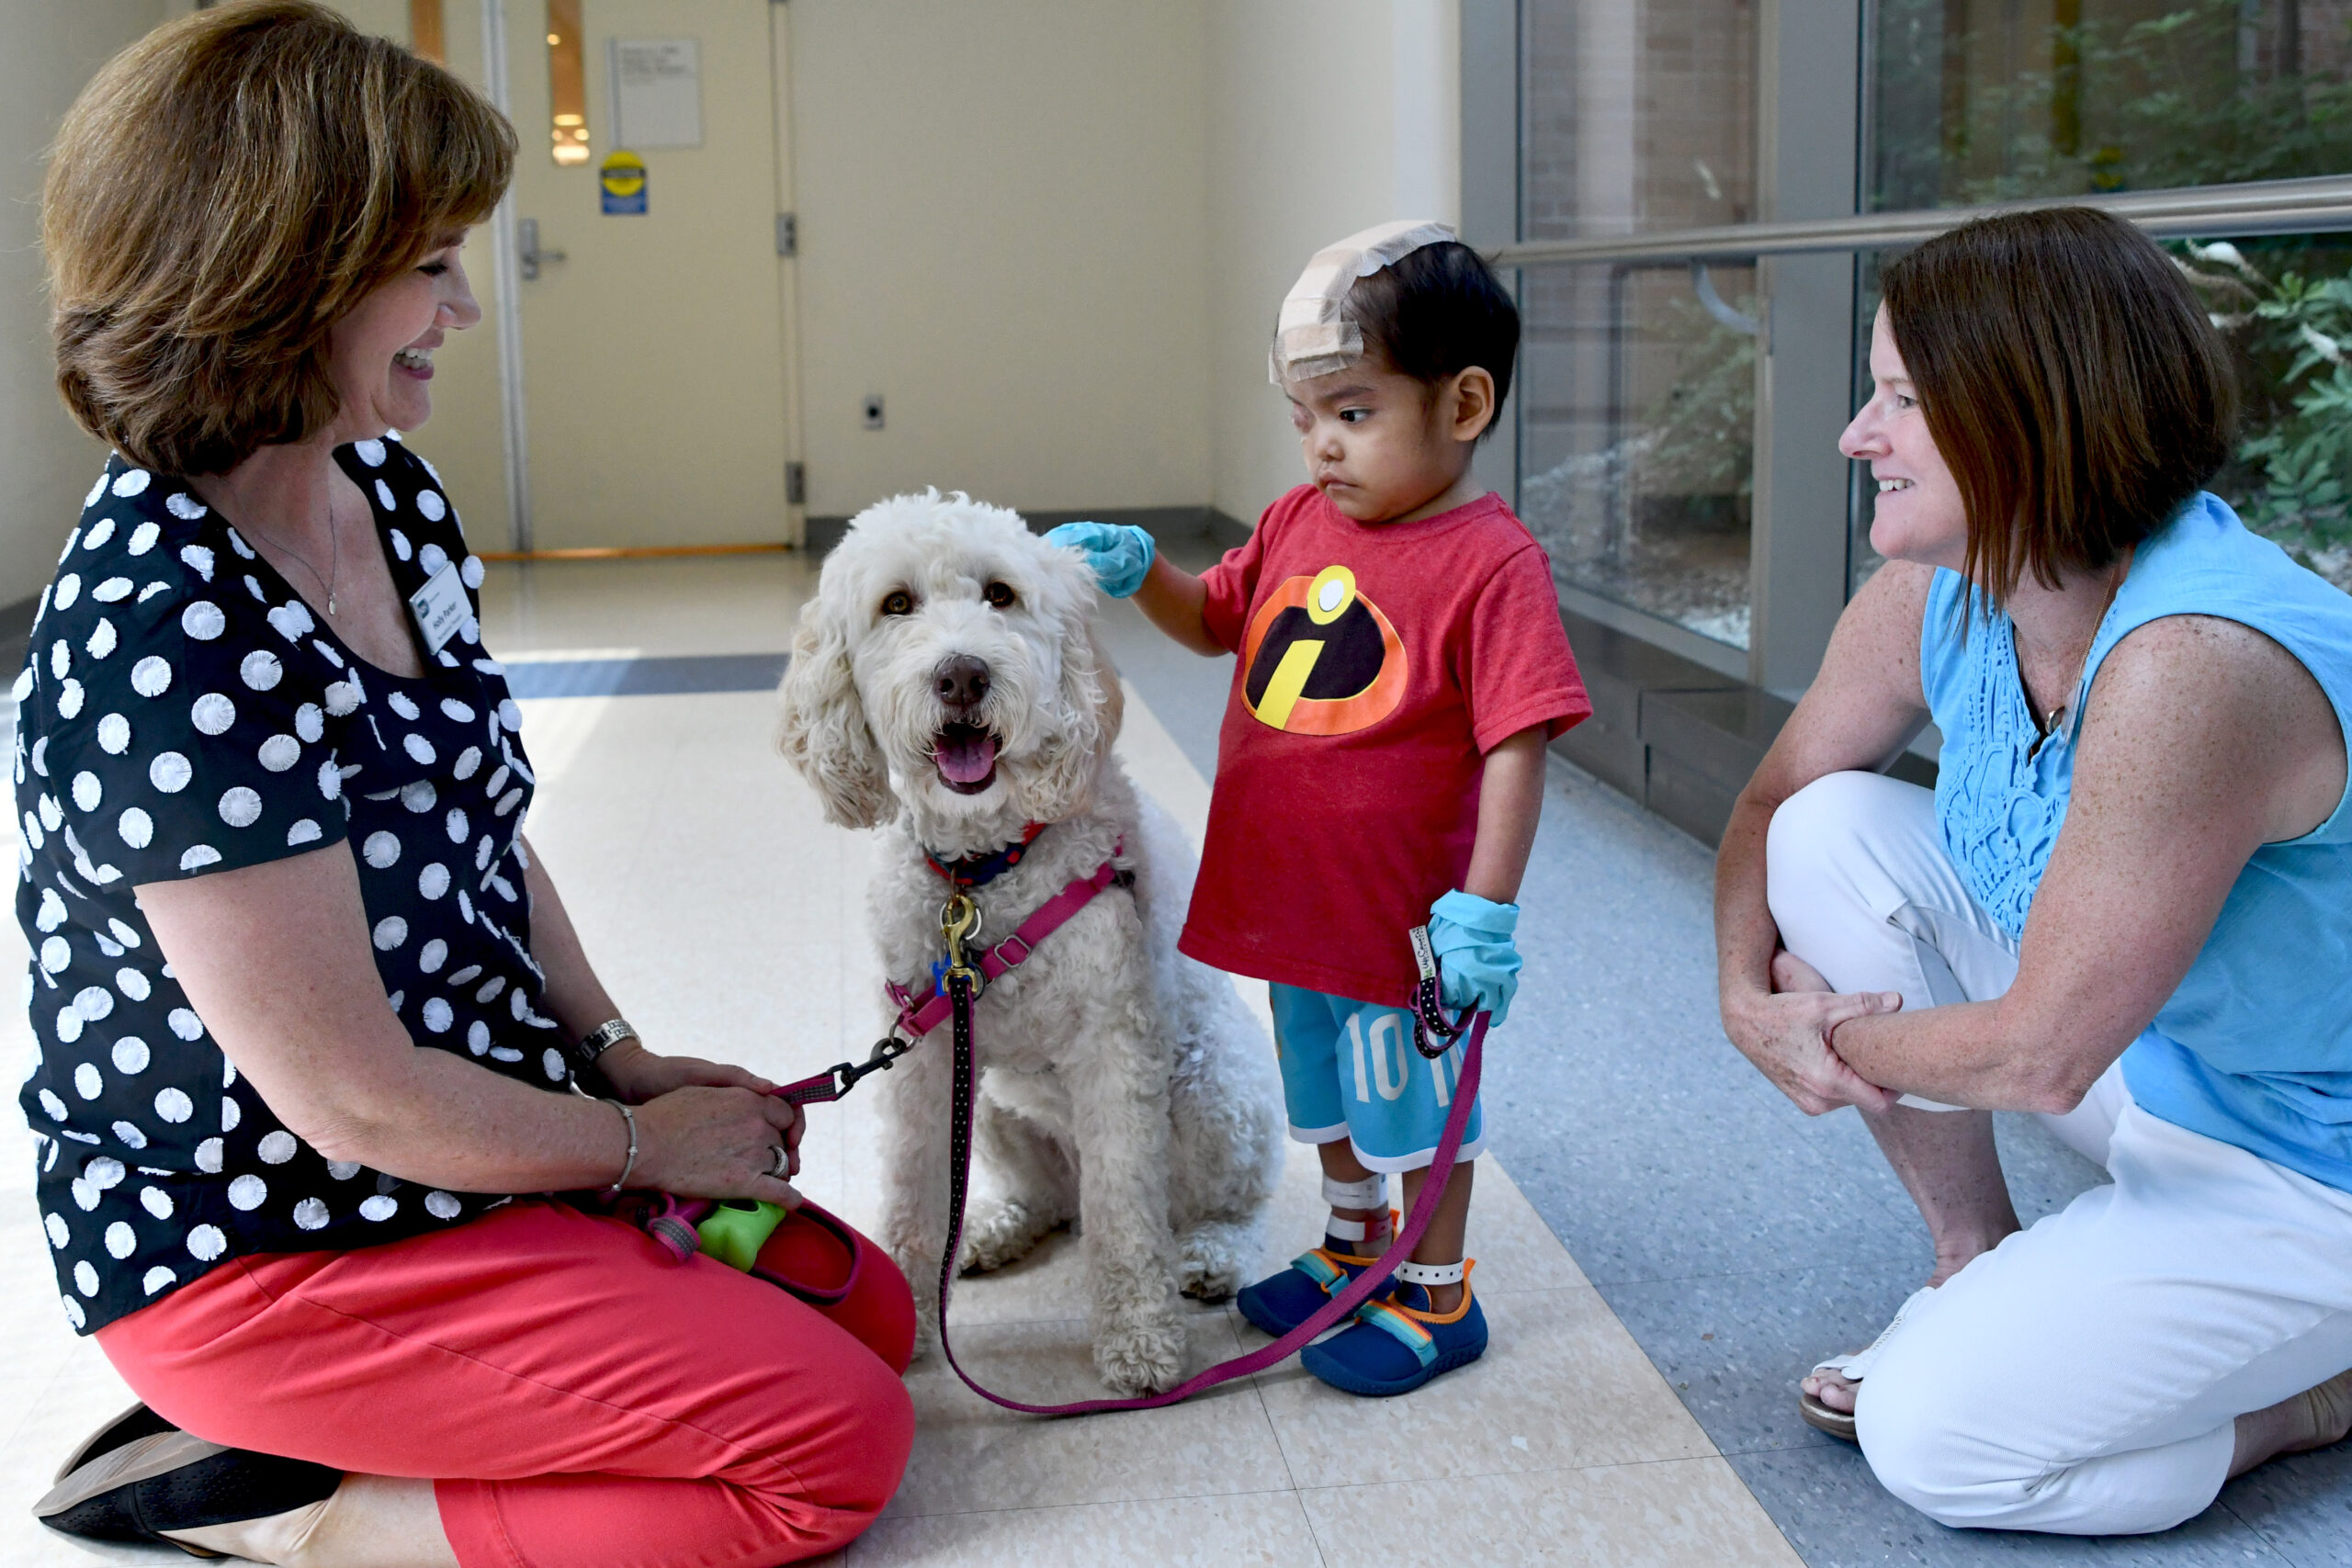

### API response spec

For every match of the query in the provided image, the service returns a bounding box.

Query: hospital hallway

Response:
[0,537,2339,1567]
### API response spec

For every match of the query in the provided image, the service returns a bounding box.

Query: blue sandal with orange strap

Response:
[1238,1245,1382,1337]
[1300,1260,1487,1396]
[1236,1177,1396,1337]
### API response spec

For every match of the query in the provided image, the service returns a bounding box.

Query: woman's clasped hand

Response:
[1719,950,1902,1117]
[600,1044,808,1201]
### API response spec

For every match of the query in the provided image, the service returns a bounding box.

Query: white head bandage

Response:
[1268,219,1459,385]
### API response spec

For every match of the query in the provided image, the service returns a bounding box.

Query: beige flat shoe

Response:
[54,1401,178,1484]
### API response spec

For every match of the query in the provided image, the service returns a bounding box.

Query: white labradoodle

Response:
[777,490,1283,1395]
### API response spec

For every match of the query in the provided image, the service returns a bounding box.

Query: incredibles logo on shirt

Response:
[1239,565,1408,735]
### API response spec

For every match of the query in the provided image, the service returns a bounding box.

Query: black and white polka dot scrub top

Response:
[15,438,564,1334]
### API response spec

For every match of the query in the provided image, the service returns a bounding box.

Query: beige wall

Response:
[1204,0,1461,530]
[789,0,1462,532]
[5,0,1475,582]
[0,1,172,608]
[787,0,1213,522]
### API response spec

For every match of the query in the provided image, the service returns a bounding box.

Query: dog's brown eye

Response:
[983,581,1017,609]
[880,590,914,617]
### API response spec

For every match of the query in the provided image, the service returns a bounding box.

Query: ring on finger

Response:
[769,1145,791,1179]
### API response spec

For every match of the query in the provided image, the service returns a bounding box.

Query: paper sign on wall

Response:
[607,39,702,150]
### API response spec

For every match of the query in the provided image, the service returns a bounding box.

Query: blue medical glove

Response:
[1427,890,1521,1029]
[1044,521,1155,599]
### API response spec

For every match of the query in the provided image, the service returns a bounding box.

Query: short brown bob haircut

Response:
[1882,206,2238,605]
[44,0,514,477]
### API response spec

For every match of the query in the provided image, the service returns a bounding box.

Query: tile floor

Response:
[0,547,2343,1565]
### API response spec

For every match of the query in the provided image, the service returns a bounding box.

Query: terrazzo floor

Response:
[0,542,2342,1565]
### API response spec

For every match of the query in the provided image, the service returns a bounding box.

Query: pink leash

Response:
[932,982,1485,1416]
[743,852,1487,1416]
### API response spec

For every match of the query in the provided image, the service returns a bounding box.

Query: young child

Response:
[1048,220,1589,1395]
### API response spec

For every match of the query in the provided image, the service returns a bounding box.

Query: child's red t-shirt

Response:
[1177,485,1590,1004]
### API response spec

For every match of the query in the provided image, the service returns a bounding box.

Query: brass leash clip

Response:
[940,891,986,995]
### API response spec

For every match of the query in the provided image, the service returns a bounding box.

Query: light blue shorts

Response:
[1270,983,1486,1174]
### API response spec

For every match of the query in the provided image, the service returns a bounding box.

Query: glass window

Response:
[1520,0,1762,650]
[1867,0,2352,209]
[548,0,590,165]
[1522,0,1758,241]
[1521,260,1759,649]
[409,0,445,65]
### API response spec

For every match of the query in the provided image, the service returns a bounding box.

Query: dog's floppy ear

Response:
[1023,559,1122,823]
[777,596,897,829]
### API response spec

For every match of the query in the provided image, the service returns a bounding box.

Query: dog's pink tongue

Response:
[935,732,997,784]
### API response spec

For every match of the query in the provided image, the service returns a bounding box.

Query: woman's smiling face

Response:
[1840,305,1969,571]
[323,230,481,443]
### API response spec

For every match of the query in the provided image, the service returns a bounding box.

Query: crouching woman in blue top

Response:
[1714,206,2352,1536]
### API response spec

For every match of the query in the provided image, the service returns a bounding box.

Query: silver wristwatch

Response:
[572,1018,640,1071]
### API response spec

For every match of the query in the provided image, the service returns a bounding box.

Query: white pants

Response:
[1765,772,2352,1535]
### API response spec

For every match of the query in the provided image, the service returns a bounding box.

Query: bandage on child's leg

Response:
[1321,1173,1392,1247]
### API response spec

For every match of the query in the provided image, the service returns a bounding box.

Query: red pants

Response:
[98,1199,916,1568]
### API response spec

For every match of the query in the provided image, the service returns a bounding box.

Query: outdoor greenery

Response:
[1636,287,1758,508]
[1519,273,1761,649]
[2180,240,2352,586]
[1872,0,2352,208]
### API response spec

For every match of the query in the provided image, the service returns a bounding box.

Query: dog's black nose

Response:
[933,654,991,710]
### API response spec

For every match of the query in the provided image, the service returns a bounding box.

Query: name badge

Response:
[407,561,469,655]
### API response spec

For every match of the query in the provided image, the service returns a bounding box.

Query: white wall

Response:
[788,0,1213,522]
[1204,0,1460,528]
[0,1,170,607]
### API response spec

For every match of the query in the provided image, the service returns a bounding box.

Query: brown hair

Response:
[1341,242,1522,417]
[43,0,514,476]
[1882,206,2238,604]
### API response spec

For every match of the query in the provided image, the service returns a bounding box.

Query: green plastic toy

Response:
[695,1199,789,1271]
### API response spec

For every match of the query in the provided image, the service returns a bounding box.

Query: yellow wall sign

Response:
[600,150,647,215]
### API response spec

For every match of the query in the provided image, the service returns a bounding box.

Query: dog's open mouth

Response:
[931,722,1001,794]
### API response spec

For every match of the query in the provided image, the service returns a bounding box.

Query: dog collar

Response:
[924,822,1048,890]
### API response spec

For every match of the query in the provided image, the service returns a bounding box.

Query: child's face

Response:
[1285,360,1493,525]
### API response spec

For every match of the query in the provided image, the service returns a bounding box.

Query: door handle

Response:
[517,217,569,281]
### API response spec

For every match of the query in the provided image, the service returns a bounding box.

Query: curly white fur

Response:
[777,491,1283,1395]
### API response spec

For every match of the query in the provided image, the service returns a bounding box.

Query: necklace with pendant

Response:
[2026,552,2131,758]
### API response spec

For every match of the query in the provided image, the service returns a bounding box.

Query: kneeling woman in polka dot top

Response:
[24,7,912,1563]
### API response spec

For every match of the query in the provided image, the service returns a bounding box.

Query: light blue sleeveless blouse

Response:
[1919,492,2352,1191]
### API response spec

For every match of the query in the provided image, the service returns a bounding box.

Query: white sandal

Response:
[1799,1285,1933,1443]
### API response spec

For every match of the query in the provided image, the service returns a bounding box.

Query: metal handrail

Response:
[1493,174,2352,268]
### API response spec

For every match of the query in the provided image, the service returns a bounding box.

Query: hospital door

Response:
[405,0,800,553]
